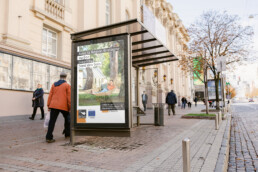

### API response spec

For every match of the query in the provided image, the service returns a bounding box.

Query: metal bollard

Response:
[215,113,219,130]
[219,111,222,124]
[182,138,190,172]
[70,128,75,146]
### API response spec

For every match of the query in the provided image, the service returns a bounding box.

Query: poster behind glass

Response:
[76,36,126,124]
[208,79,222,100]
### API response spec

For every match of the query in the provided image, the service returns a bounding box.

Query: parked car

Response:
[249,98,254,102]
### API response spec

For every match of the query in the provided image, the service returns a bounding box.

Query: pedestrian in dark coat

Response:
[141,91,148,111]
[194,97,198,106]
[29,84,44,120]
[166,90,177,115]
[181,97,187,109]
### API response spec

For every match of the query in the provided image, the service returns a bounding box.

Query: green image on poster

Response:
[193,57,204,85]
[77,40,125,107]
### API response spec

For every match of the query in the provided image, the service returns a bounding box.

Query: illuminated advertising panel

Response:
[73,34,129,128]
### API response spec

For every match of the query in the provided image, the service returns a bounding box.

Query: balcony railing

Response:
[45,0,65,20]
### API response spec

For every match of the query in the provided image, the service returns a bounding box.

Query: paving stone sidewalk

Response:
[0,104,229,172]
[228,104,258,172]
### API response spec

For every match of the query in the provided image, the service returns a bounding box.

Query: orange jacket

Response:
[47,81,71,112]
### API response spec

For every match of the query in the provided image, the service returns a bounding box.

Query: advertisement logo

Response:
[78,110,87,118]
[88,110,96,117]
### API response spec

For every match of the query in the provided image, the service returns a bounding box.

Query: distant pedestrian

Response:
[181,97,187,109]
[46,72,71,143]
[194,97,198,106]
[141,91,148,111]
[166,90,177,115]
[29,84,45,120]
[187,101,192,108]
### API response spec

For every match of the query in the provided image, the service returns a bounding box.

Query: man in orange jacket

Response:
[46,72,71,143]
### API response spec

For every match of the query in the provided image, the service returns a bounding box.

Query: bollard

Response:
[70,128,75,146]
[215,113,219,130]
[219,111,222,124]
[182,138,190,172]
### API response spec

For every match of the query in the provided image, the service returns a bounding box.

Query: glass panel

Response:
[42,28,57,58]
[12,56,32,91]
[47,37,53,54]
[49,66,63,87]
[51,39,57,55]
[42,29,47,54]
[62,68,71,84]
[0,53,12,89]
[32,61,49,91]
[48,30,57,39]
[49,66,71,87]
[77,37,127,124]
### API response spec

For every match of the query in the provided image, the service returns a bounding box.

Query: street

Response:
[0,104,228,172]
[228,102,258,172]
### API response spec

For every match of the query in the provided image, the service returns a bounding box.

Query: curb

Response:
[214,113,232,172]
[181,116,215,120]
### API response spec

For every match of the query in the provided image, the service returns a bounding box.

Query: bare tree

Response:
[180,10,253,110]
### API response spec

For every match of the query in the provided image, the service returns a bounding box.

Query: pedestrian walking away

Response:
[46,72,71,143]
[187,101,192,108]
[166,90,177,115]
[141,91,148,111]
[29,84,45,120]
[181,97,187,109]
[194,96,198,106]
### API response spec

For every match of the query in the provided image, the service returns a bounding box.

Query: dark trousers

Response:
[46,108,70,140]
[181,102,186,109]
[168,104,175,115]
[195,102,197,106]
[31,107,44,119]
[142,101,147,111]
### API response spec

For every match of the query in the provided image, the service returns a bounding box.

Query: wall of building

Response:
[0,89,49,116]
[0,0,191,116]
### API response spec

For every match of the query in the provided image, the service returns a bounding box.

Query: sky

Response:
[167,0,258,87]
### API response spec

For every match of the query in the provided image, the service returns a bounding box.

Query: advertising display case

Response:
[70,19,177,144]
[72,34,130,129]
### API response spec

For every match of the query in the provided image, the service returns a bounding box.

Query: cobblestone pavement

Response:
[228,103,258,172]
[0,104,228,172]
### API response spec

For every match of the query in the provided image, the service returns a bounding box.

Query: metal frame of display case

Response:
[70,19,178,145]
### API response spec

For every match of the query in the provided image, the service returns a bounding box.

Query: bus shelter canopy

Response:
[71,18,178,67]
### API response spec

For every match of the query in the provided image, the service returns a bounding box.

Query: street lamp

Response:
[163,75,166,81]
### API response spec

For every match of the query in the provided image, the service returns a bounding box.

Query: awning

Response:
[71,19,177,67]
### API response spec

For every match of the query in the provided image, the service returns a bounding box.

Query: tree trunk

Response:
[110,51,118,81]
[204,65,209,114]
[204,80,209,114]
[215,75,220,110]
[84,67,93,90]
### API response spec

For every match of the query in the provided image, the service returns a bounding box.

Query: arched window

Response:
[106,0,111,25]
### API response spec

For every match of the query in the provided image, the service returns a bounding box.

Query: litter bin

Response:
[153,103,165,126]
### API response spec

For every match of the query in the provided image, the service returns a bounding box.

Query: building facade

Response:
[0,0,190,116]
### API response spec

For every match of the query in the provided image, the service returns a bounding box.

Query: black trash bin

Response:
[154,103,164,126]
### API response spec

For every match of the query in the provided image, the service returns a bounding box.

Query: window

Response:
[106,0,111,25]
[33,61,49,91]
[0,53,12,89]
[12,56,33,91]
[0,52,71,92]
[42,28,57,58]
